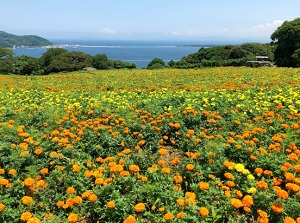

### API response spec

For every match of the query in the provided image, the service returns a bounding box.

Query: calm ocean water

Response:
[12,39,210,68]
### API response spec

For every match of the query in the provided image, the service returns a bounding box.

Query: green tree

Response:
[39,48,68,73]
[48,52,92,73]
[92,54,109,70]
[13,56,42,75]
[147,58,166,69]
[271,17,300,67]
[0,48,13,59]
[292,48,300,67]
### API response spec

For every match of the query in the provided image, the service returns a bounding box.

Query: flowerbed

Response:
[0,67,300,223]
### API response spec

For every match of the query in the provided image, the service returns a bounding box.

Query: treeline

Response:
[155,43,274,69]
[0,48,136,75]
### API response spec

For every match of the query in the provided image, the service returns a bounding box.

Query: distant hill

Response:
[0,31,53,48]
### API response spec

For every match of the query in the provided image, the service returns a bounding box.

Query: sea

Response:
[11,39,214,68]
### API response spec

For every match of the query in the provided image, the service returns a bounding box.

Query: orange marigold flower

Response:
[72,164,80,173]
[173,175,183,184]
[67,187,75,194]
[185,164,194,171]
[120,171,130,178]
[20,211,33,221]
[230,198,243,209]
[242,195,253,207]
[27,217,40,223]
[158,148,167,156]
[88,193,97,202]
[8,169,17,175]
[198,181,210,190]
[107,201,116,209]
[21,196,33,205]
[0,203,5,211]
[164,212,174,221]
[199,207,209,217]
[162,167,171,174]
[285,172,295,181]
[224,172,234,180]
[0,178,9,186]
[294,164,300,173]
[23,177,35,187]
[129,164,140,173]
[286,183,300,192]
[276,190,289,199]
[254,168,263,176]
[256,181,268,190]
[67,213,78,223]
[40,168,49,175]
[176,198,185,206]
[134,203,145,212]
[177,211,185,219]
[284,217,296,223]
[123,215,136,223]
[271,203,284,213]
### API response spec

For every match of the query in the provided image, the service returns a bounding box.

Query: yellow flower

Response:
[20,211,32,221]
[247,187,257,194]
[247,174,255,180]
[234,163,245,172]
[27,217,40,223]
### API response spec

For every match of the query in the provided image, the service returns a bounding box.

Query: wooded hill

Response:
[0,31,53,48]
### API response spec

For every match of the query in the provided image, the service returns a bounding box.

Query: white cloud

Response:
[252,20,284,30]
[99,28,117,34]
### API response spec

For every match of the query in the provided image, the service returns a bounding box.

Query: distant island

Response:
[0,31,53,48]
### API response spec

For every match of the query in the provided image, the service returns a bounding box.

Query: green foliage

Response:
[271,17,300,67]
[0,31,53,47]
[92,54,109,70]
[292,48,300,67]
[174,43,273,68]
[48,51,92,73]
[0,48,13,59]
[147,58,166,69]
[12,56,42,75]
[39,48,68,74]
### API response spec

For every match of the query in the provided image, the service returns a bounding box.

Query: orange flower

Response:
[256,181,268,190]
[162,167,171,174]
[230,198,243,209]
[40,168,49,175]
[27,217,40,223]
[185,164,195,171]
[20,211,32,221]
[224,172,234,180]
[88,193,97,202]
[158,148,167,156]
[67,187,75,194]
[134,203,145,212]
[276,190,289,199]
[123,215,136,223]
[173,175,183,184]
[0,203,5,211]
[21,196,33,205]
[23,177,35,187]
[72,164,81,173]
[198,181,209,190]
[164,212,174,221]
[177,212,185,219]
[176,198,185,206]
[199,207,209,217]
[242,195,253,207]
[271,203,284,213]
[107,201,116,209]
[129,164,140,173]
[8,169,17,175]
[285,172,295,181]
[67,213,78,223]
[284,217,296,223]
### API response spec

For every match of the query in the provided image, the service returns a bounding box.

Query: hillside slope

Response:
[0,31,53,47]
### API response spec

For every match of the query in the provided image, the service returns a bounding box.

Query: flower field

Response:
[0,67,300,223]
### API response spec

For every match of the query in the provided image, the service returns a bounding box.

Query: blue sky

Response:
[1,0,299,42]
